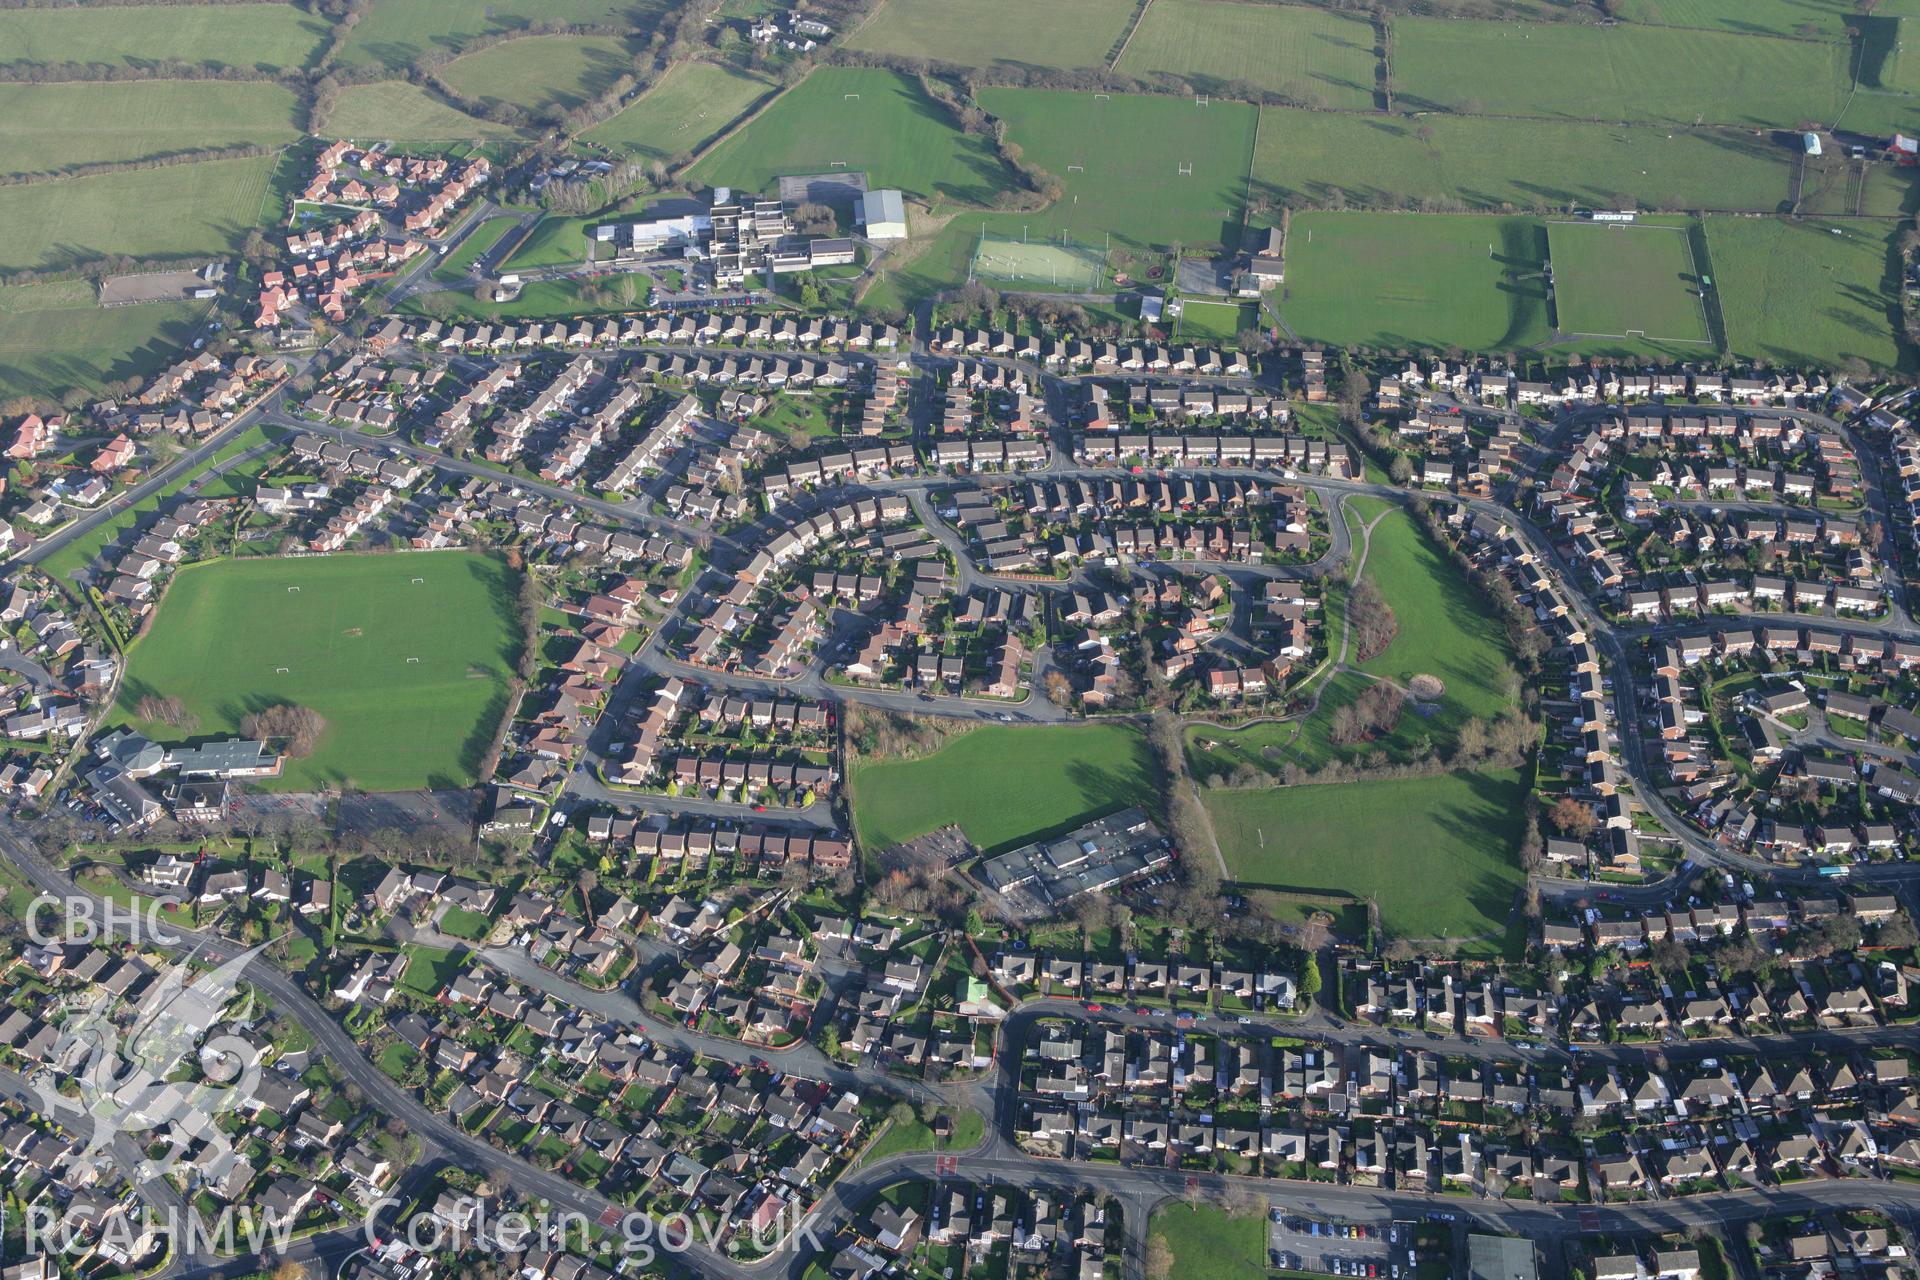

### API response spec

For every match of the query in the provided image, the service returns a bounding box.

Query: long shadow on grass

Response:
[969,757,1152,857]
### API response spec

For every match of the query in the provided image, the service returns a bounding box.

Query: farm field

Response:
[0,81,300,178]
[1207,768,1529,946]
[0,281,212,405]
[1548,219,1713,344]
[440,34,639,119]
[849,723,1153,854]
[1116,0,1377,111]
[580,61,776,161]
[1614,0,1856,37]
[841,0,1134,69]
[112,552,524,793]
[1391,17,1848,127]
[1705,215,1905,370]
[1249,109,1794,213]
[978,88,1260,249]
[333,0,664,71]
[1278,212,1551,351]
[690,68,1016,206]
[0,152,277,274]
[0,3,328,70]
[323,81,527,143]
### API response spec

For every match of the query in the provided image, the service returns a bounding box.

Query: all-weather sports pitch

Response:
[1547,218,1713,345]
[970,233,1106,290]
[113,551,524,793]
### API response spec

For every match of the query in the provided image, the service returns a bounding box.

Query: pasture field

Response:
[1208,769,1528,945]
[849,723,1153,854]
[1250,109,1794,213]
[113,552,524,793]
[0,153,277,274]
[1614,0,1855,38]
[1548,219,1713,344]
[0,281,212,405]
[1704,215,1906,370]
[0,3,327,70]
[324,81,527,143]
[580,61,776,160]
[977,88,1260,249]
[1116,0,1377,111]
[0,82,299,178]
[690,68,1016,206]
[1391,17,1848,127]
[1278,212,1550,351]
[333,0,665,70]
[841,0,1134,69]
[441,34,639,119]
[1794,152,1915,218]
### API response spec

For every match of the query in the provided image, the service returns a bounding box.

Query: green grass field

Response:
[401,277,638,322]
[1149,1205,1268,1280]
[1391,17,1847,127]
[0,81,300,178]
[0,152,277,274]
[441,34,639,119]
[333,0,665,70]
[0,3,328,70]
[113,552,523,792]
[1116,0,1377,110]
[1279,212,1550,351]
[1615,0,1855,38]
[1250,109,1795,213]
[0,281,213,405]
[1207,768,1528,944]
[502,214,601,270]
[842,0,1134,69]
[850,723,1153,854]
[434,216,519,280]
[323,80,527,143]
[1548,219,1713,343]
[690,67,1015,206]
[580,60,775,161]
[1705,215,1905,370]
[979,88,1260,249]
[1176,298,1256,341]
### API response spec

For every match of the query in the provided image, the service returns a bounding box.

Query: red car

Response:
[1084,1002,1103,1013]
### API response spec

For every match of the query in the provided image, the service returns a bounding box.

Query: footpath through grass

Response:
[850,722,1152,854]
[1207,768,1528,947]
[112,551,523,792]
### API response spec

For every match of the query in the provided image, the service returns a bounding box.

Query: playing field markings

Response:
[1195,94,1209,106]
[1546,218,1715,346]
[412,577,424,583]
[1067,163,1085,172]
[843,93,860,100]
[275,666,289,673]
[1094,92,1110,100]
[1177,162,1192,175]
[407,657,420,664]
[287,586,299,592]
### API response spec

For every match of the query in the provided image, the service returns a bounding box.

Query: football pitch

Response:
[113,552,524,793]
[970,234,1106,290]
[1547,219,1713,345]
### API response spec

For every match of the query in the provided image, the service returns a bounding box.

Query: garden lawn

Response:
[1391,17,1848,127]
[581,60,776,161]
[0,81,299,177]
[0,153,277,274]
[1117,0,1377,110]
[0,3,327,70]
[1547,218,1712,343]
[1704,215,1905,371]
[850,723,1153,854]
[1207,768,1529,944]
[690,67,1016,206]
[978,88,1260,249]
[111,551,523,792]
[1148,1204,1268,1280]
[333,0,666,70]
[441,34,640,119]
[323,81,527,143]
[1249,109,1793,214]
[842,0,1134,69]
[1354,507,1517,723]
[0,280,212,405]
[1279,212,1550,351]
